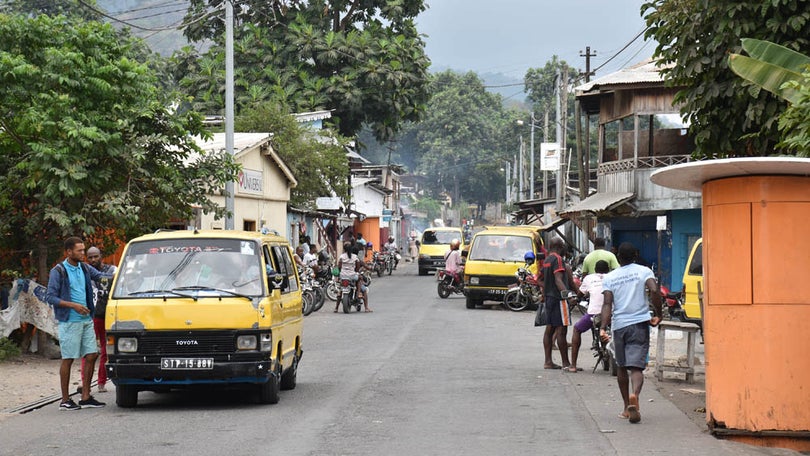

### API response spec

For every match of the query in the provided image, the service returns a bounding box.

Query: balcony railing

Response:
[597,155,693,175]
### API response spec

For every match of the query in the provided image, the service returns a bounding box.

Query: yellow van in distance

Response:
[106,229,303,408]
[418,227,465,276]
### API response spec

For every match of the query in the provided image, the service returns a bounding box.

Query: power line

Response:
[590,27,649,76]
[115,0,188,15]
[76,0,222,32]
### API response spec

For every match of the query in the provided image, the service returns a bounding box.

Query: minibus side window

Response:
[272,245,299,293]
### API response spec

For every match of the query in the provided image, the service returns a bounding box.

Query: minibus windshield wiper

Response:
[171,286,253,301]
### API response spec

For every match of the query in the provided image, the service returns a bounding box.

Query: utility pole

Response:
[529,111,535,199]
[518,134,524,201]
[555,68,563,209]
[543,111,549,199]
[580,46,596,82]
[579,47,596,201]
[224,0,235,230]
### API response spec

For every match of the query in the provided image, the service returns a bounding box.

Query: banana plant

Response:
[728,38,810,104]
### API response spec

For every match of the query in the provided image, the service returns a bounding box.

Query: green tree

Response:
[729,38,810,156]
[415,71,516,210]
[174,0,431,142]
[235,103,350,208]
[409,195,442,223]
[524,56,570,121]
[642,0,810,158]
[0,0,101,20]
[0,14,239,280]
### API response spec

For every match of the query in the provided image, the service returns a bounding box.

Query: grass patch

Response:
[0,337,21,361]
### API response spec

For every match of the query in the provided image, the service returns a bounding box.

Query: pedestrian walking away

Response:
[45,237,114,410]
[600,242,663,424]
[79,246,117,393]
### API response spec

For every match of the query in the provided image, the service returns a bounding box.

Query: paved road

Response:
[0,261,799,456]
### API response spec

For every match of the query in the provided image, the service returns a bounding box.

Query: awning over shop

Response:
[560,192,635,216]
[539,218,568,232]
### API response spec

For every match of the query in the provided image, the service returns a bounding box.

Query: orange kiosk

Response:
[651,158,810,451]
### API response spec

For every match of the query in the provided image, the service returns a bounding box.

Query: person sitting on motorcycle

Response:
[444,239,464,282]
[383,236,399,269]
[335,242,373,313]
[303,243,319,273]
[353,245,374,312]
[335,242,358,312]
[567,259,610,373]
[294,246,306,270]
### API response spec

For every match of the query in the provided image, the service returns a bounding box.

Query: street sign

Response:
[541,143,560,171]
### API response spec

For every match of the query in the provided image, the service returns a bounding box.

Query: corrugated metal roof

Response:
[575,59,674,94]
[560,192,635,215]
[193,132,297,187]
[195,132,272,153]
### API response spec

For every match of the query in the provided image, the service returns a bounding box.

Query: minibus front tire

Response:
[280,353,299,390]
[116,385,138,408]
[258,360,281,404]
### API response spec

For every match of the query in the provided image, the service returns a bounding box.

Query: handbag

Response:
[534,303,547,327]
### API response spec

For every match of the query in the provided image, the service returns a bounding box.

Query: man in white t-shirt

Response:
[600,242,662,424]
[302,244,319,272]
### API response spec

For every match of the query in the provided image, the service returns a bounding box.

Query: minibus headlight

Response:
[117,337,138,353]
[236,335,257,351]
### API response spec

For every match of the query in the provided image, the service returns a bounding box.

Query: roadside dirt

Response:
[0,353,77,419]
[650,369,709,432]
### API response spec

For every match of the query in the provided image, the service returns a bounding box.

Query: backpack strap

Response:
[56,263,67,282]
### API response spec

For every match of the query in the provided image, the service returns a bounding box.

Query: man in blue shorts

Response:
[600,242,662,423]
[46,237,113,410]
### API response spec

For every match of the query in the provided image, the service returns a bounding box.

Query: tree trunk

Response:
[37,239,49,285]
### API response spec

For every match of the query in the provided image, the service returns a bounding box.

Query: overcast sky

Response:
[415,0,653,83]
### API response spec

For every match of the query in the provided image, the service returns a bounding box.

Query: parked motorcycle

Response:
[436,269,464,299]
[299,267,317,316]
[659,284,685,321]
[502,264,541,312]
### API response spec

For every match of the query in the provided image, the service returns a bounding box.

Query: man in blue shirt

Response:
[46,237,112,410]
[600,242,662,424]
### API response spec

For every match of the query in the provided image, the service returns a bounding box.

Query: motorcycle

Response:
[299,267,319,316]
[569,293,615,375]
[659,284,685,321]
[372,251,387,277]
[339,276,365,314]
[502,264,542,312]
[384,250,397,275]
[436,269,464,298]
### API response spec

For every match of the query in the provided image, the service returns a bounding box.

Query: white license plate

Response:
[161,358,214,370]
[490,289,507,295]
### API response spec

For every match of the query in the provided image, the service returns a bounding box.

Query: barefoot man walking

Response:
[600,242,662,423]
